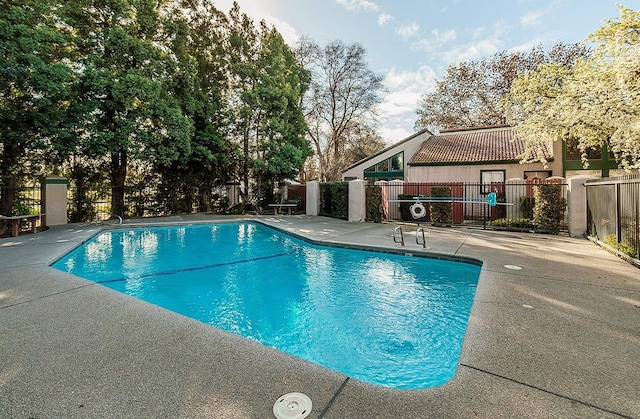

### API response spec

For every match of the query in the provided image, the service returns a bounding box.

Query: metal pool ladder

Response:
[393,226,405,246]
[416,227,426,248]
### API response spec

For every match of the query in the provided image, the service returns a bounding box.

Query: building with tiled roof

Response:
[409,125,553,165]
[342,125,562,184]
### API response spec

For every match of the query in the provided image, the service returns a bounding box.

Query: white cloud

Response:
[266,16,300,45]
[378,13,394,27]
[439,29,457,43]
[411,28,457,52]
[208,0,299,46]
[334,0,380,12]
[520,9,548,27]
[396,22,420,40]
[377,66,438,142]
[440,38,503,64]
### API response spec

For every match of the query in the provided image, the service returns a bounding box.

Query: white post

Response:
[348,179,366,222]
[43,175,68,226]
[506,178,525,219]
[567,176,596,237]
[306,181,320,216]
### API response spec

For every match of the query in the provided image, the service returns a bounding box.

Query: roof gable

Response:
[408,126,553,165]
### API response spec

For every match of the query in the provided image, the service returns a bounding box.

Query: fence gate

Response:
[586,175,640,262]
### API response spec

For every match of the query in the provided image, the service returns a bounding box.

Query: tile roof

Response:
[408,126,553,165]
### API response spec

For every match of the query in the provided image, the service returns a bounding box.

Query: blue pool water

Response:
[52,222,481,389]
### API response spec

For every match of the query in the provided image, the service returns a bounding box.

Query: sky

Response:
[212,0,626,143]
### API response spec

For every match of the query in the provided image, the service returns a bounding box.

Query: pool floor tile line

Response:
[92,251,297,284]
[459,364,634,419]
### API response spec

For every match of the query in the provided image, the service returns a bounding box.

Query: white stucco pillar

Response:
[505,178,526,219]
[43,175,68,226]
[306,181,320,216]
[348,179,366,222]
[567,176,596,238]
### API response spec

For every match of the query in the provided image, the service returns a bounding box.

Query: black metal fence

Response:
[66,183,307,223]
[586,174,640,262]
[370,180,568,231]
[0,183,44,233]
[0,184,42,215]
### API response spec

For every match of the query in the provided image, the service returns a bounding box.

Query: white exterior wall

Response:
[407,161,560,183]
[342,130,431,181]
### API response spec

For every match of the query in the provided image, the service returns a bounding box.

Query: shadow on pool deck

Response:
[1,214,639,418]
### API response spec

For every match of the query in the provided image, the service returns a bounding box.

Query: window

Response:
[565,138,602,161]
[363,152,404,180]
[480,170,505,193]
[391,153,403,171]
[376,160,389,172]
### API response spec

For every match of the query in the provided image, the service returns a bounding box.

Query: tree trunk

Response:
[242,127,250,204]
[110,150,127,217]
[0,174,17,216]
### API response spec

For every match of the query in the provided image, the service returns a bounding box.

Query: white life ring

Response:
[409,202,426,219]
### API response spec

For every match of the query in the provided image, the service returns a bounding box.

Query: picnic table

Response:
[268,203,297,215]
[0,214,45,237]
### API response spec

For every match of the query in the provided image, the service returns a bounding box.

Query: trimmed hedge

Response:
[430,185,452,225]
[365,185,382,222]
[320,182,348,220]
[533,184,566,232]
[520,196,535,219]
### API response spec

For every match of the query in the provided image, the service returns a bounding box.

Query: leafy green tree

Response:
[60,0,193,216]
[415,43,587,133]
[250,26,311,206]
[226,2,260,205]
[505,5,640,170]
[226,4,310,206]
[157,0,231,212]
[0,0,74,214]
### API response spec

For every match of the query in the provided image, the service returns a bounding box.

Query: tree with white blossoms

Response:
[504,5,640,170]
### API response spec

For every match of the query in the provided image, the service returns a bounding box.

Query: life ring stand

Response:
[409,202,426,219]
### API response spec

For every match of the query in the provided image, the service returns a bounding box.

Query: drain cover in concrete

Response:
[273,392,312,419]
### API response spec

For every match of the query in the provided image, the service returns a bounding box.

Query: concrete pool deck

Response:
[1,215,639,418]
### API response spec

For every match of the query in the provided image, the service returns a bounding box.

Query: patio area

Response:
[1,214,638,418]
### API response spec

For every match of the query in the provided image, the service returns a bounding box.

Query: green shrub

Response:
[533,184,566,233]
[228,203,244,215]
[320,182,348,220]
[519,196,535,219]
[604,234,637,258]
[365,186,382,222]
[490,218,536,229]
[430,185,452,225]
[286,197,303,211]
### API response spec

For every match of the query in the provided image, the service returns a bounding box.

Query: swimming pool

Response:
[52,222,481,389]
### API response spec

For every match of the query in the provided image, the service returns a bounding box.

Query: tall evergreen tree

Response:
[60,0,193,216]
[158,0,231,212]
[0,0,74,214]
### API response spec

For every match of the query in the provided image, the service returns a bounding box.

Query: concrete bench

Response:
[0,214,45,237]
[267,203,297,215]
